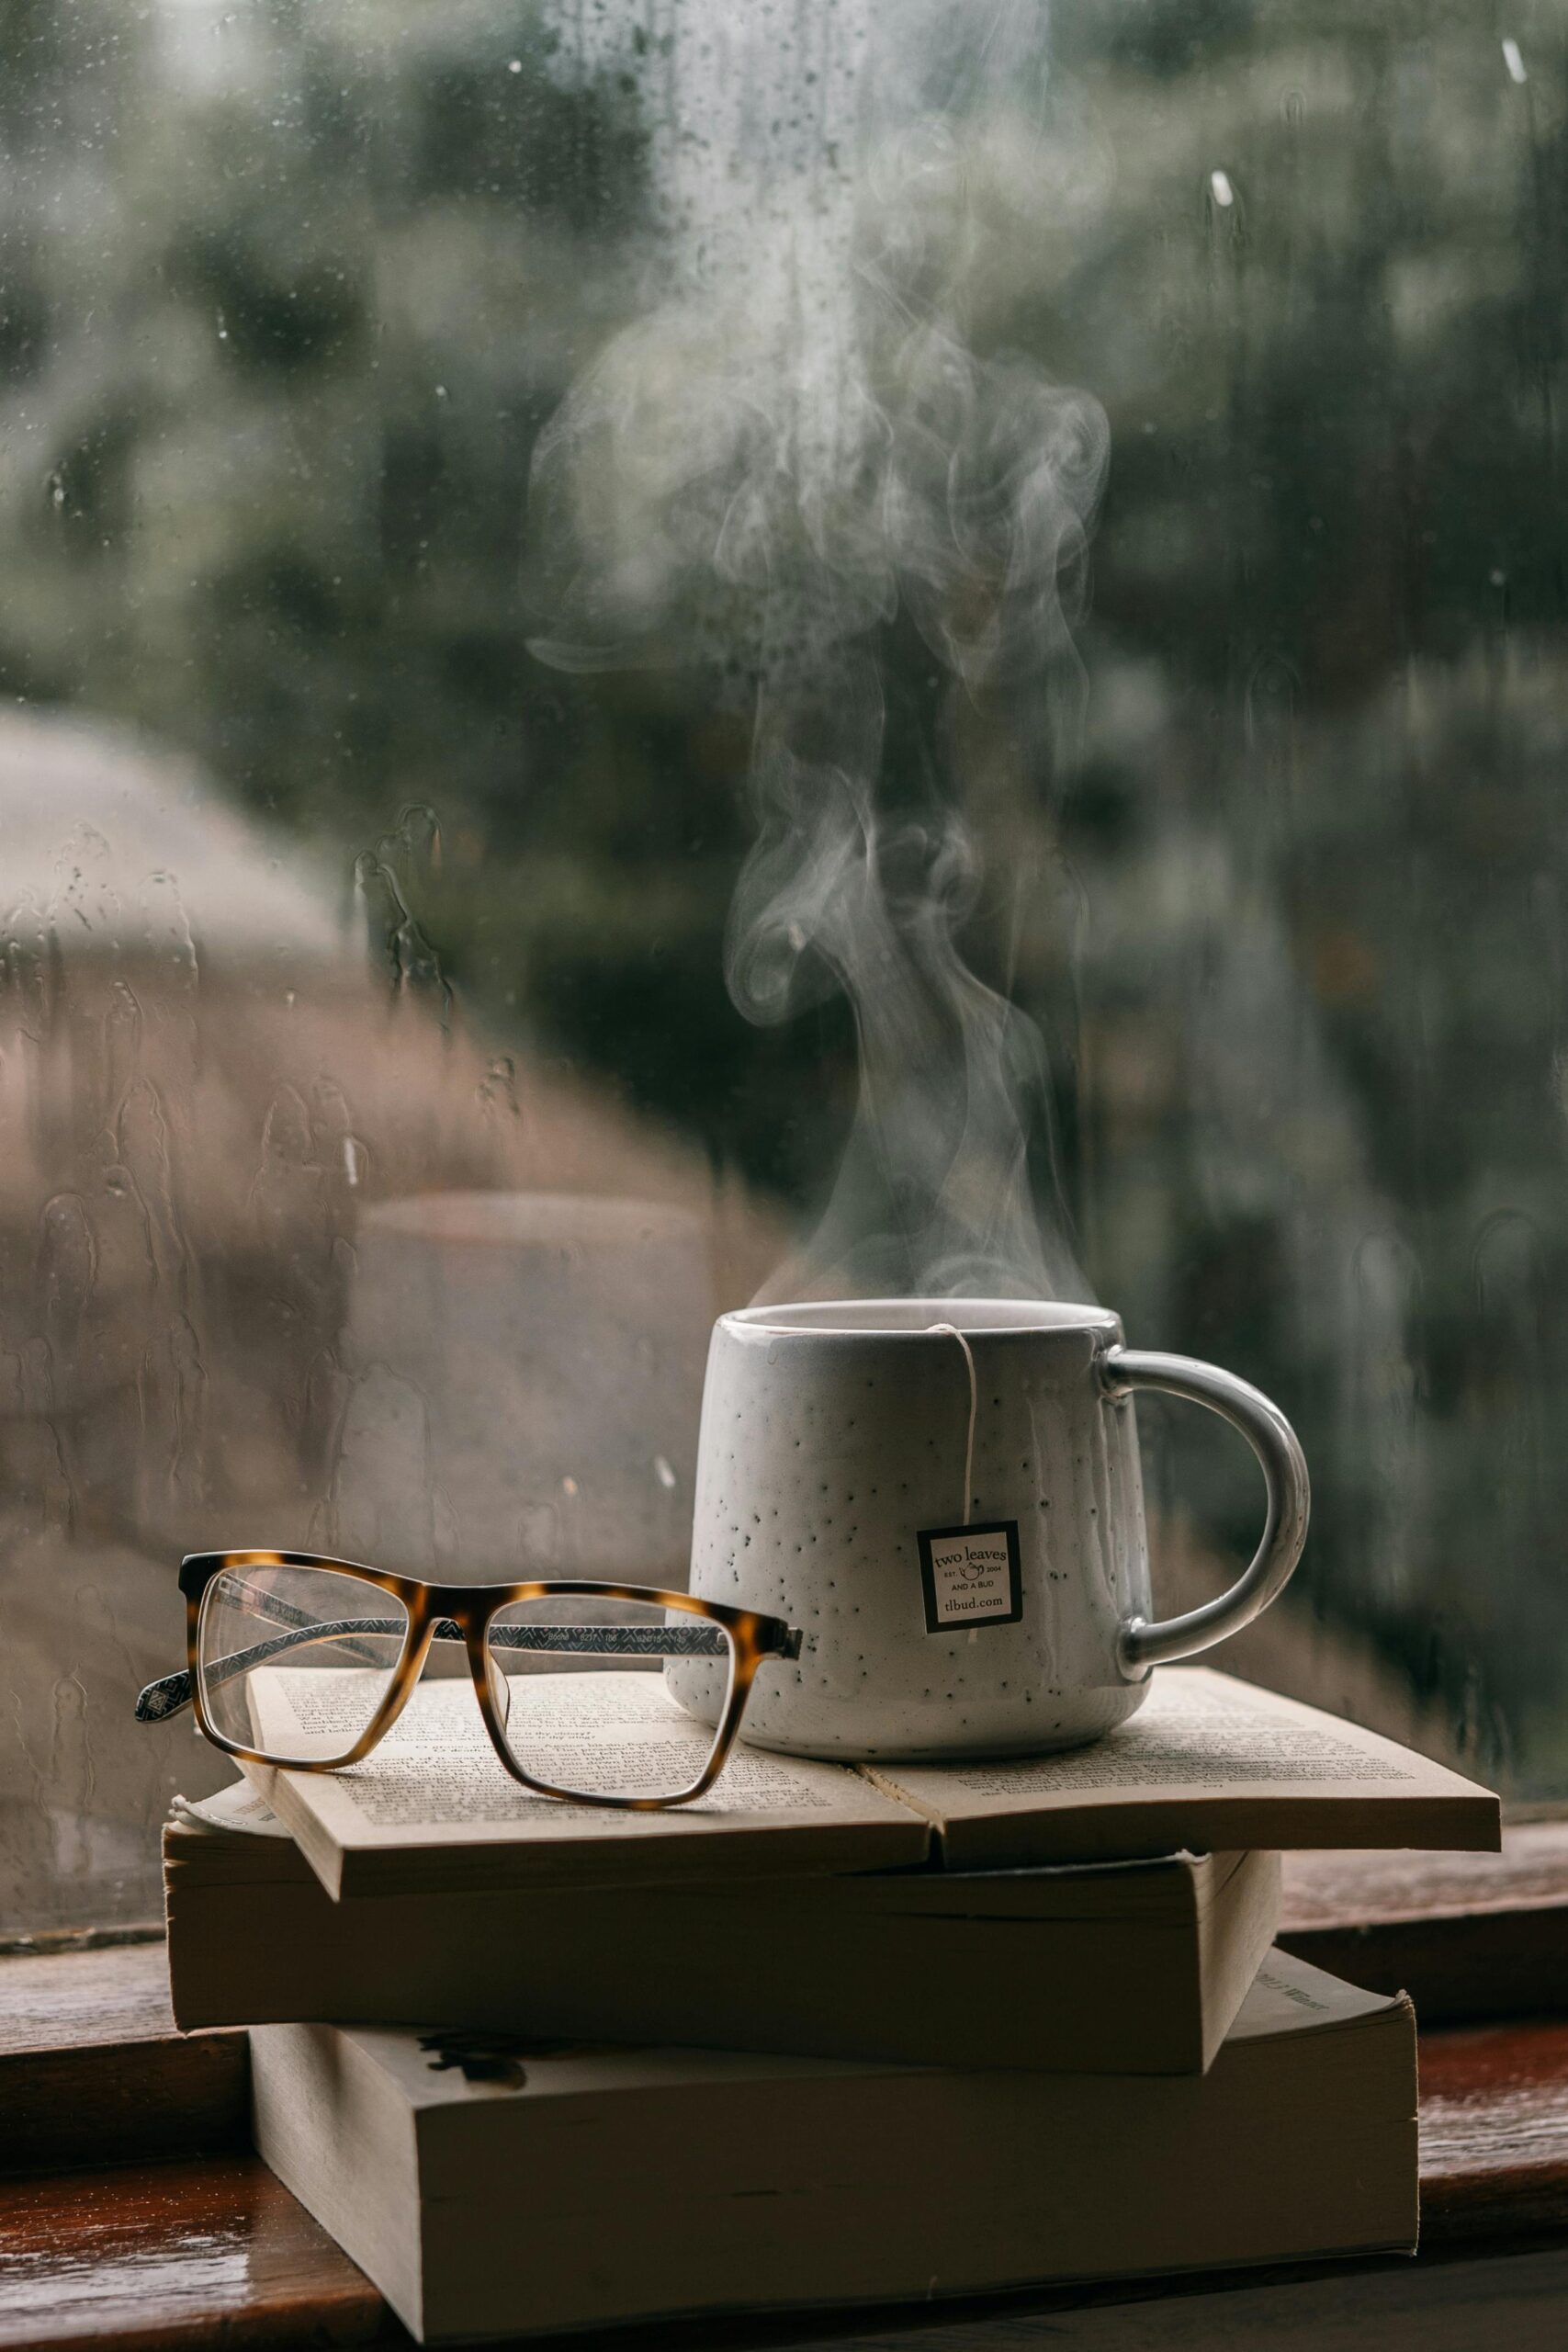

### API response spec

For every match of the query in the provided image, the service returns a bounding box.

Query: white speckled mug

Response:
[676,1299,1310,1760]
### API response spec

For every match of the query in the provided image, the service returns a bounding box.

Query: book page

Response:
[869,1668,1499,1862]
[896,1671,1422,1794]
[173,1778,291,1838]
[245,1668,927,1885]
[1224,1948,1398,2042]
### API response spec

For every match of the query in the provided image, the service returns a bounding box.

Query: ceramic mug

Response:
[674,1298,1310,1760]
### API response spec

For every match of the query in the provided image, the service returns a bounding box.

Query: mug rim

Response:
[722,1297,1121,1340]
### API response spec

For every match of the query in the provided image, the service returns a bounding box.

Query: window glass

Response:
[2,0,1561,1930]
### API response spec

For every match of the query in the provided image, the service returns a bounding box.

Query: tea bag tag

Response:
[918,1323,1022,1634]
[918,1521,1023,1634]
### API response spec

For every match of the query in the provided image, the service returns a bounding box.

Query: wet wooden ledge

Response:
[1279,1825,1568,2024]
[5,2023,1568,2352]
[6,1836,1568,2347]
[2,2005,1568,2346]
[0,1943,246,2179]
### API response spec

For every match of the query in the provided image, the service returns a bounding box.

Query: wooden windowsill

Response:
[5,1832,1568,2347]
[1279,1823,1568,2023]
[0,1943,246,2180]
[5,2020,1568,2352]
[1283,1821,1568,1929]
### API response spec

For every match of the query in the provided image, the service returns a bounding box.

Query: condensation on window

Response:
[2,2,1563,1930]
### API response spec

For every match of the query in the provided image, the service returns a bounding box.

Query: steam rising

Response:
[529,0,1109,1301]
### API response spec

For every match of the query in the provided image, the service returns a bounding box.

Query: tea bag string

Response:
[926,1322,977,1528]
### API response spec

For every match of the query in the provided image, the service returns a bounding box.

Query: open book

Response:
[239,1662,1499,1899]
[240,1667,927,1895]
[870,1667,1502,1867]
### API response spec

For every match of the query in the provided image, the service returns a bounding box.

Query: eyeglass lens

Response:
[485,1594,733,1799]
[197,1560,410,1765]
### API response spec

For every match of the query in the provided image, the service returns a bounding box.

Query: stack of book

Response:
[166,1667,1499,2344]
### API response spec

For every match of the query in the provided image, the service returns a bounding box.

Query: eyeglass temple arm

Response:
[134,1608,769,1724]
[136,1614,411,1724]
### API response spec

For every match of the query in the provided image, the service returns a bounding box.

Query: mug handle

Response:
[1101,1348,1311,1676]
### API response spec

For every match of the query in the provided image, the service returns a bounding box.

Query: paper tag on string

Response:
[917,1521,1022,1634]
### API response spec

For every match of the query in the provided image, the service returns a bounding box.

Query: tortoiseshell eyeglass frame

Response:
[134,1550,804,1811]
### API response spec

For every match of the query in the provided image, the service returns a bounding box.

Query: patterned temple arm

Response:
[133,1612,733,1724]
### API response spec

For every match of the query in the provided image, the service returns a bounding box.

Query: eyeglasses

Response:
[135,1551,803,1809]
